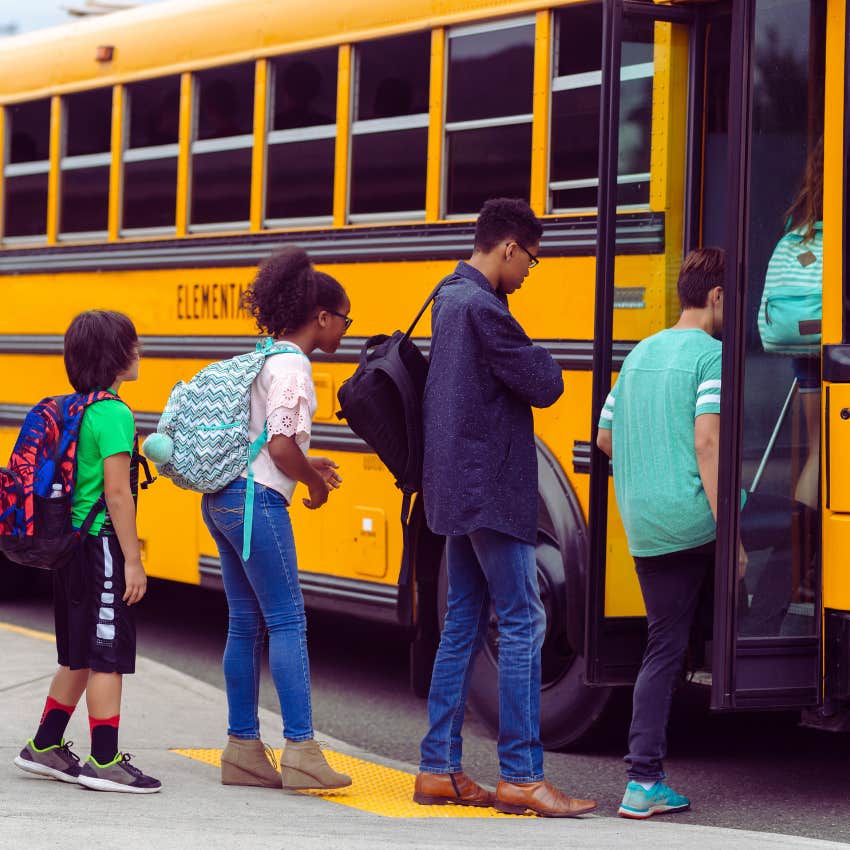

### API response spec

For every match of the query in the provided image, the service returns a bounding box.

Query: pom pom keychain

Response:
[142,433,174,466]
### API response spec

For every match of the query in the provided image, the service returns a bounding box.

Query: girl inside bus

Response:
[758,136,823,510]
[201,247,353,791]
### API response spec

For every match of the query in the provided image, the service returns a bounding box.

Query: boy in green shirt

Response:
[14,310,160,793]
[597,248,740,819]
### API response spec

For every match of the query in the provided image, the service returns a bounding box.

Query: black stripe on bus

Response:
[0,403,369,454]
[0,334,637,371]
[572,439,613,476]
[0,212,664,273]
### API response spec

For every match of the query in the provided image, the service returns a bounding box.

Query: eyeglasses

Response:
[325,309,353,331]
[516,243,540,269]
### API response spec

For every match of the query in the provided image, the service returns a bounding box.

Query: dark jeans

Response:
[626,541,715,782]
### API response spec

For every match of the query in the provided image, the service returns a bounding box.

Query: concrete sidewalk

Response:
[0,621,845,850]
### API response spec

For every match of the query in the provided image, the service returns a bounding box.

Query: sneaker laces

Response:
[58,741,80,765]
[264,744,278,769]
[117,753,145,778]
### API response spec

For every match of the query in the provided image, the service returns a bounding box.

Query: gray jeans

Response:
[626,541,715,782]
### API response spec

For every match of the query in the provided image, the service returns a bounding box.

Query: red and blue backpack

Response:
[0,391,150,570]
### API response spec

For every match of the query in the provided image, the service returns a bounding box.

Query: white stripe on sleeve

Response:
[696,394,721,407]
[697,379,722,393]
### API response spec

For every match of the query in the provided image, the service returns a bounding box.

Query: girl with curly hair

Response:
[201,247,353,792]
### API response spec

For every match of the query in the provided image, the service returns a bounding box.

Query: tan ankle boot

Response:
[280,739,352,790]
[221,736,283,788]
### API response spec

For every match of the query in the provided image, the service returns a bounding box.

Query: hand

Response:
[303,470,330,510]
[737,542,748,581]
[123,559,147,605]
[309,456,342,490]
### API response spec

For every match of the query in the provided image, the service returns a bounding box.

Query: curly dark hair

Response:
[473,197,543,253]
[242,247,346,337]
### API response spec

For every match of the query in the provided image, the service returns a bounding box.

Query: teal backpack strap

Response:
[242,426,269,560]
[242,339,309,558]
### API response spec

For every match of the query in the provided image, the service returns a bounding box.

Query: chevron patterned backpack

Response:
[142,338,305,557]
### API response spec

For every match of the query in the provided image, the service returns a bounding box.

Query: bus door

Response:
[586,0,698,684]
[712,0,825,710]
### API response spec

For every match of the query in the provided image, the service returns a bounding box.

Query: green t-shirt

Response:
[598,328,722,557]
[71,397,135,536]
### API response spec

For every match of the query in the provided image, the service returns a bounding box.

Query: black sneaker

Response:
[14,739,81,783]
[77,752,162,794]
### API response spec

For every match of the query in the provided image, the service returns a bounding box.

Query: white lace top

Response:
[241,341,317,503]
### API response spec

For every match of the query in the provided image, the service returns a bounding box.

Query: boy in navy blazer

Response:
[413,198,596,817]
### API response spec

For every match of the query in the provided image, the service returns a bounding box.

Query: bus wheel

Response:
[437,443,613,749]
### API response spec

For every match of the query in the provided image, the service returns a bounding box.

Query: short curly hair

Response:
[473,197,543,253]
[242,247,346,337]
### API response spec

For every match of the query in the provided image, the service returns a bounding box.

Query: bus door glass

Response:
[713,0,825,709]
[586,1,693,684]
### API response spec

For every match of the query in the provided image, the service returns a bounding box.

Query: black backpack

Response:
[336,278,446,585]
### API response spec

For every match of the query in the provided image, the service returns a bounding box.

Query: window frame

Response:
[1,127,51,244]
[347,33,431,224]
[119,78,182,238]
[188,67,254,234]
[58,91,112,242]
[547,5,655,215]
[441,14,536,220]
[263,50,338,230]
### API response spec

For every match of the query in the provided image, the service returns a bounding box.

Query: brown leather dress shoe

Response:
[413,771,494,807]
[494,779,597,818]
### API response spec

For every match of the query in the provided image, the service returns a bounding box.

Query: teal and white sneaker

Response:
[14,739,81,783]
[618,781,690,819]
[77,753,161,794]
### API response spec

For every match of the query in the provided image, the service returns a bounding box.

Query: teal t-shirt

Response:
[71,397,135,535]
[598,328,722,557]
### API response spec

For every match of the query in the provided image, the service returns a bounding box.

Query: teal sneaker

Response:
[618,781,690,819]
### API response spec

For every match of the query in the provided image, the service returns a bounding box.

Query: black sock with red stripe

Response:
[89,714,120,765]
[33,697,76,749]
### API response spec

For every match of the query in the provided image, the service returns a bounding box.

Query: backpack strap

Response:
[78,494,107,538]
[242,427,269,560]
[402,277,449,341]
[240,342,306,560]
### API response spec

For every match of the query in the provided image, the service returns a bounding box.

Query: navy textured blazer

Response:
[422,261,564,545]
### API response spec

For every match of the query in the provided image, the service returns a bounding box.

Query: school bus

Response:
[1,0,848,746]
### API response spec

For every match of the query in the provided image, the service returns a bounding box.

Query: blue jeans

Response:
[201,479,313,742]
[420,528,546,783]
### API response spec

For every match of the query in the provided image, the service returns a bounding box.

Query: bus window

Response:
[737,0,825,640]
[266,48,337,226]
[191,62,254,230]
[349,32,429,221]
[122,76,180,234]
[60,88,112,238]
[550,4,653,213]
[444,16,534,216]
[3,98,50,240]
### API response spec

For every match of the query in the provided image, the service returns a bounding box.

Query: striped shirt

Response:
[598,328,722,557]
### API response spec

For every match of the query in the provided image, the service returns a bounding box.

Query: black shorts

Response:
[53,533,136,674]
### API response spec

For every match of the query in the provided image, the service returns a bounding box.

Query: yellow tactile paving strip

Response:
[0,621,55,642]
[173,748,512,818]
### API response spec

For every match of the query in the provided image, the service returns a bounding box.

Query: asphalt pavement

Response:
[2,619,847,850]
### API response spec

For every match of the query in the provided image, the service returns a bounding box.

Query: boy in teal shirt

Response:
[597,248,736,819]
